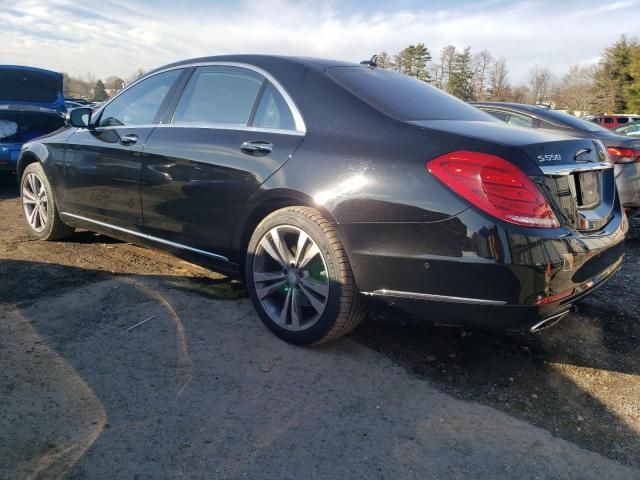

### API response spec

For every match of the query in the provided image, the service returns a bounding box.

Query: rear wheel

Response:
[21,162,74,241]
[246,206,365,345]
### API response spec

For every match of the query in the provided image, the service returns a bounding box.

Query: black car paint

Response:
[18,56,627,331]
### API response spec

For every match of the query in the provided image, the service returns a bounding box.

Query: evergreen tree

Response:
[92,80,108,102]
[624,45,640,112]
[592,35,636,112]
[448,47,475,100]
[393,44,432,82]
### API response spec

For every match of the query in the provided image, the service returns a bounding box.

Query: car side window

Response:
[172,66,263,126]
[507,113,533,128]
[98,70,181,127]
[251,83,296,131]
[485,110,509,122]
[604,117,614,124]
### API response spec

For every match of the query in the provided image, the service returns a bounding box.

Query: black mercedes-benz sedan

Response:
[17,55,627,344]
[473,102,640,217]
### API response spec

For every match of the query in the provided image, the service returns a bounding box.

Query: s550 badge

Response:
[538,154,562,162]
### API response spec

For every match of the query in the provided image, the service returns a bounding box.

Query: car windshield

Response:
[539,108,609,133]
[327,66,495,122]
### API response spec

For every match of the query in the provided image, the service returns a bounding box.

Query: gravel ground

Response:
[1,172,639,477]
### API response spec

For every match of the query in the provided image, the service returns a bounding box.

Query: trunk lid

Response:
[0,65,65,112]
[412,120,615,232]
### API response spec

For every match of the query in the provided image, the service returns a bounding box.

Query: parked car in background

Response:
[590,114,640,129]
[614,120,640,137]
[0,65,67,172]
[64,100,86,110]
[473,102,640,216]
[17,55,627,344]
[65,97,92,106]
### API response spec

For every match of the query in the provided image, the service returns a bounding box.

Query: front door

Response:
[63,69,183,228]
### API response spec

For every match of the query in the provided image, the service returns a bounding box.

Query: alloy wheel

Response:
[22,172,49,233]
[252,225,330,331]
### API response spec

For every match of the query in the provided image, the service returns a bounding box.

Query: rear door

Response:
[62,69,184,228]
[140,65,305,259]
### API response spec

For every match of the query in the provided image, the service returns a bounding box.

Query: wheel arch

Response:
[16,151,41,180]
[232,188,339,269]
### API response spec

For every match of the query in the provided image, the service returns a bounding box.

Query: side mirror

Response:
[68,107,93,128]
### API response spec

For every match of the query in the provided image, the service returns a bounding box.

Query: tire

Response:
[20,162,74,241]
[246,206,365,345]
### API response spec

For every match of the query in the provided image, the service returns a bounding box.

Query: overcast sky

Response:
[1,0,639,83]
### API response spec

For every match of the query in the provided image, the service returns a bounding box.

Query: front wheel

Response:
[245,206,365,345]
[21,162,74,241]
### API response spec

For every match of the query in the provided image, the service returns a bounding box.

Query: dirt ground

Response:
[1,172,639,478]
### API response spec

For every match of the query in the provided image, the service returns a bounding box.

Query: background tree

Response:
[592,36,637,112]
[393,44,432,81]
[376,51,393,69]
[528,66,553,104]
[487,57,509,101]
[438,45,458,92]
[473,50,494,101]
[553,64,597,112]
[448,47,475,100]
[104,76,125,91]
[624,45,640,112]
[92,80,108,102]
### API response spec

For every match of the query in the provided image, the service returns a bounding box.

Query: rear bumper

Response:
[339,207,627,331]
[362,253,622,332]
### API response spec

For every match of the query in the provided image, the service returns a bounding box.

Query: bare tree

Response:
[487,57,509,101]
[553,64,597,112]
[528,66,553,104]
[376,51,393,69]
[473,50,494,101]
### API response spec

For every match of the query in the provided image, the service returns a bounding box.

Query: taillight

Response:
[427,151,560,228]
[607,147,639,164]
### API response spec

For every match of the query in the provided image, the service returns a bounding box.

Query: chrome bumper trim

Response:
[61,212,231,263]
[362,289,507,306]
[530,310,571,333]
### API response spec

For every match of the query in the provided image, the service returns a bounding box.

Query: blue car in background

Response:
[0,65,67,172]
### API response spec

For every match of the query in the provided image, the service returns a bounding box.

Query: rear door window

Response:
[172,66,263,126]
[507,113,534,128]
[484,110,510,122]
[604,117,614,124]
[250,83,296,131]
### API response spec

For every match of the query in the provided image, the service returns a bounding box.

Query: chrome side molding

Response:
[362,289,507,306]
[61,212,231,263]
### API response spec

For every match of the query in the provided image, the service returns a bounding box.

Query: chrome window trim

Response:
[61,212,232,263]
[78,123,304,137]
[362,289,507,306]
[92,61,307,134]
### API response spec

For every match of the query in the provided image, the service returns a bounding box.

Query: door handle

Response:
[240,140,273,155]
[120,134,138,145]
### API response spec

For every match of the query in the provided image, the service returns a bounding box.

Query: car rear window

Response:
[327,66,492,122]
